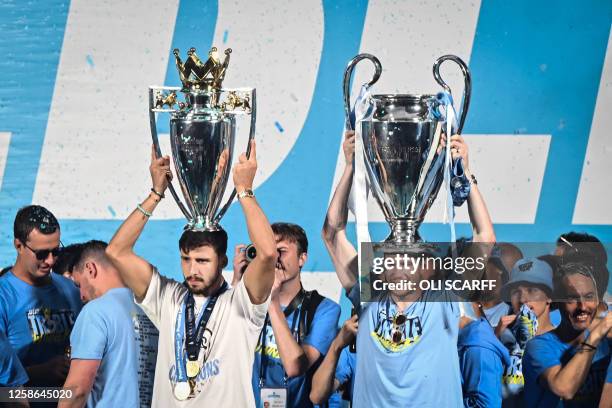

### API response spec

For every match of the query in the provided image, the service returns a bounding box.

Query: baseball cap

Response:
[501,258,553,301]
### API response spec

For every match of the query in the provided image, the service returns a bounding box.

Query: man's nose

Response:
[44,252,56,266]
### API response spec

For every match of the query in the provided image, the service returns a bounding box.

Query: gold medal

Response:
[174,381,191,401]
[186,360,200,378]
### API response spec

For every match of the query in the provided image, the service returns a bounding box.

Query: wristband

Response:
[237,189,255,200]
[150,188,165,199]
[137,204,152,217]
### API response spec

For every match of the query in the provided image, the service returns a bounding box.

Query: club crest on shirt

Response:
[371,307,423,353]
[26,307,76,343]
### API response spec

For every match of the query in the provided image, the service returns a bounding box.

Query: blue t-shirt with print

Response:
[0,270,81,381]
[252,295,341,408]
[0,329,28,386]
[352,289,463,408]
[70,287,159,408]
[523,331,610,408]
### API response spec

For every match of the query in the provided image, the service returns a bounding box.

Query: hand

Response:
[449,134,470,171]
[588,311,612,343]
[495,314,517,338]
[336,315,358,348]
[233,140,257,192]
[150,145,172,193]
[232,244,248,285]
[270,267,286,303]
[343,131,355,167]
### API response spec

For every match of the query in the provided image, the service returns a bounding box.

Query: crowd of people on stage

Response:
[0,132,610,408]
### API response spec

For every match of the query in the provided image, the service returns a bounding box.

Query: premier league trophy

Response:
[149,47,255,231]
[343,54,471,244]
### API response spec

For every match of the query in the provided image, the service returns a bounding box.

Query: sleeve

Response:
[303,299,341,356]
[346,285,360,311]
[460,346,503,408]
[0,331,28,387]
[523,337,562,384]
[334,347,354,387]
[136,268,183,328]
[70,304,107,360]
[233,279,269,330]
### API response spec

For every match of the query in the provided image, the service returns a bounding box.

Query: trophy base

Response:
[384,219,422,245]
[184,216,222,232]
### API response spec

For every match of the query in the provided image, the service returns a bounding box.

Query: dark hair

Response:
[554,261,599,302]
[53,243,85,275]
[14,205,60,243]
[179,229,228,257]
[72,240,109,272]
[272,222,308,255]
[557,232,608,297]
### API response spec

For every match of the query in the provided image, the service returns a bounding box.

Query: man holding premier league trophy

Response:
[321,54,497,407]
[106,47,277,407]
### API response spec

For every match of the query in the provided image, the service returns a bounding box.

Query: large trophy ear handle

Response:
[433,55,472,134]
[148,87,194,221]
[213,88,257,224]
[343,54,382,131]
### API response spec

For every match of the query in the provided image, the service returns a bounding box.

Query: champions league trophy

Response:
[149,47,255,231]
[343,54,471,245]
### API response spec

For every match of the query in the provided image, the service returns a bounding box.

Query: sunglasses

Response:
[391,313,407,344]
[22,240,63,261]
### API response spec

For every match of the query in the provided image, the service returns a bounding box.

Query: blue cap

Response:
[501,258,553,301]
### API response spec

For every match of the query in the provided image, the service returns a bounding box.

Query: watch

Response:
[237,189,255,200]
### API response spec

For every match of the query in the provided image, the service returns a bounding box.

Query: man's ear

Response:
[14,238,22,251]
[86,261,98,279]
[220,255,228,269]
[298,252,308,268]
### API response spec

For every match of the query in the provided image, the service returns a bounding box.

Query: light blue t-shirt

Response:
[334,346,355,403]
[252,295,341,408]
[0,270,81,380]
[523,331,610,408]
[0,329,28,386]
[352,289,463,408]
[70,288,159,408]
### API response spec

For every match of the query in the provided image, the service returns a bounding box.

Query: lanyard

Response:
[174,281,228,382]
[258,289,305,387]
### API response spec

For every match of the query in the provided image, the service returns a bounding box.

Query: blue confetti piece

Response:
[274,121,284,133]
[223,30,229,44]
[107,206,116,217]
[86,54,94,68]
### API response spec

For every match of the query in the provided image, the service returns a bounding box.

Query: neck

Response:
[536,311,554,335]
[390,290,420,310]
[196,274,225,297]
[97,277,126,297]
[278,277,302,306]
[555,320,587,345]
[11,261,51,287]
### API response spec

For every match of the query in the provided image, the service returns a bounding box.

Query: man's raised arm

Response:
[322,131,358,291]
[106,145,170,301]
[238,141,277,304]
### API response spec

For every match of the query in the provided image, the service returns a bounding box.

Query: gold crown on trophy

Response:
[173,46,232,91]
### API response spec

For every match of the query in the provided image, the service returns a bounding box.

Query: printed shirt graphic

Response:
[352,289,463,408]
[0,271,81,372]
[70,288,159,408]
[251,297,340,408]
[137,269,268,408]
[0,329,28,386]
[523,331,611,408]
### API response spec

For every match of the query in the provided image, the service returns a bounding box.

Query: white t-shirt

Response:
[137,269,268,407]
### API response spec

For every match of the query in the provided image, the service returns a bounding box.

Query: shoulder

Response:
[314,296,341,315]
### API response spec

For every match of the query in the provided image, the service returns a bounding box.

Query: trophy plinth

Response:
[149,47,256,231]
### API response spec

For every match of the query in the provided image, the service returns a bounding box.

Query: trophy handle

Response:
[343,54,382,131]
[213,88,257,224]
[432,55,472,134]
[148,87,194,221]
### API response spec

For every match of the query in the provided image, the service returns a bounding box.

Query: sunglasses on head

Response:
[22,240,63,261]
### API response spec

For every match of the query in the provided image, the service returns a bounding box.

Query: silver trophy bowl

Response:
[343,54,471,244]
[149,47,255,231]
